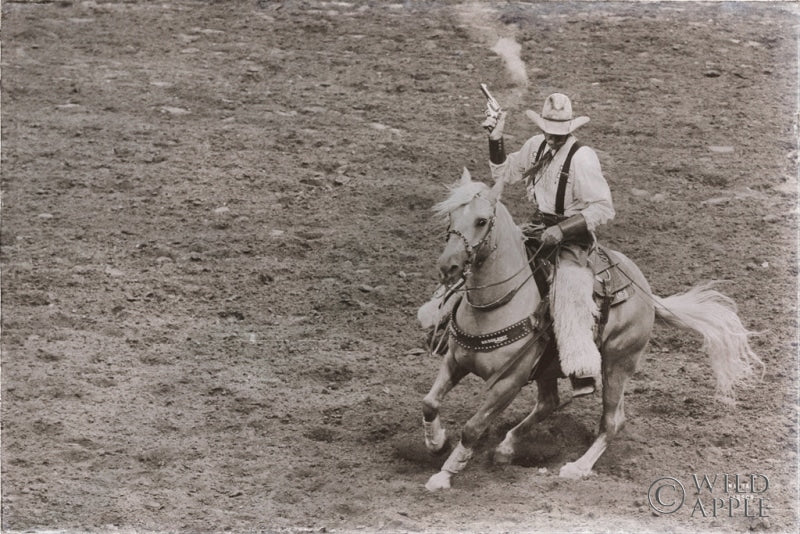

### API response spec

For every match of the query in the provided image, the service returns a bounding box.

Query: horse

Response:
[419,168,762,491]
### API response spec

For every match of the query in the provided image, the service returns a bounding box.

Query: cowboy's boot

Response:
[569,375,596,397]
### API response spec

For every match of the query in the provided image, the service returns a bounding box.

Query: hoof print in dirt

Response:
[218,310,245,321]
[368,421,401,442]
[494,436,562,468]
[392,438,452,467]
[305,426,339,443]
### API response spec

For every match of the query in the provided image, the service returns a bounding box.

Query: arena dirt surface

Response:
[1,1,798,532]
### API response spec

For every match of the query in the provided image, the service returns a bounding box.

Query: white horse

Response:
[421,169,762,491]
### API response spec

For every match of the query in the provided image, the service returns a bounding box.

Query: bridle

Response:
[443,194,545,312]
[444,201,497,279]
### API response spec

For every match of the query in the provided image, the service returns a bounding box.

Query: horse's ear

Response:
[460,167,472,185]
[486,178,506,205]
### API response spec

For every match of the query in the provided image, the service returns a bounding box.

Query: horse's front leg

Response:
[426,363,530,491]
[422,350,468,454]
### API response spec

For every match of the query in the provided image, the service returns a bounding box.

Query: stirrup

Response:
[570,376,596,398]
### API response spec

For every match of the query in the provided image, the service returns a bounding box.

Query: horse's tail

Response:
[653,281,764,402]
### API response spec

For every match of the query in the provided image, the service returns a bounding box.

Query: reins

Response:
[463,240,546,311]
[436,191,551,315]
[425,237,549,356]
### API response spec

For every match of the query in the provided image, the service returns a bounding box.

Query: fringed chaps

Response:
[550,259,602,377]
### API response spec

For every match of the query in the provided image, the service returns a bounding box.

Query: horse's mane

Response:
[432,181,491,220]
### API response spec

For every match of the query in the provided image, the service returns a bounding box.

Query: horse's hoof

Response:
[425,471,452,492]
[425,433,448,455]
[493,440,515,465]
[559,462,591,479]
[424,419,447,454]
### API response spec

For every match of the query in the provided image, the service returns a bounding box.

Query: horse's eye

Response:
[476,218,488,227]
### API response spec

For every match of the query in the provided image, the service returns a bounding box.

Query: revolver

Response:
[480,83,502,130]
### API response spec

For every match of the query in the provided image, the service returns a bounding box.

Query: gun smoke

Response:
[491,37,529,88]
[453,4,530,108]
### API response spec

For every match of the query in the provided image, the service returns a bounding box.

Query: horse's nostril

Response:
[441,264,458,275]
[439,263,460,283]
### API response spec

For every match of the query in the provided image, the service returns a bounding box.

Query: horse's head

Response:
[434,168,506,286]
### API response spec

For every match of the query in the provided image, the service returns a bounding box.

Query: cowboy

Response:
[483,93,615,396]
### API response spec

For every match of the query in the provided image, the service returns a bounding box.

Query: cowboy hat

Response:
[526,93,590,135]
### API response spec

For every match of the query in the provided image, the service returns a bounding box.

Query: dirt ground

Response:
[1,1,798,532]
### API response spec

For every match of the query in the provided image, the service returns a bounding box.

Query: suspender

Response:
[526,139,583,217]
[555,141,582,216]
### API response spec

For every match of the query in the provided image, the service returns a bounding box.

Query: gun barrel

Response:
[480,83,493,100]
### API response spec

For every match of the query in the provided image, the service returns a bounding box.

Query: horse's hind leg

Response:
[494,377,559,464]
[423,350,468,454]
[559,348,640,479]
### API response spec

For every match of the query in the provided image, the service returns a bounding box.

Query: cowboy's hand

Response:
[520,221,544,239]
[541,225,564,246]
[483,111,507,140]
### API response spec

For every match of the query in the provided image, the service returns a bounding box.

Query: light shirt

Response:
[490,134,615,232]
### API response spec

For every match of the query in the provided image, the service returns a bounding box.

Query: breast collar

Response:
[448,298,534,352]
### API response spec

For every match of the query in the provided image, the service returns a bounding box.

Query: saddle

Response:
[589,246,632,303]
[526,242,634,341]
[589,245,634,341]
